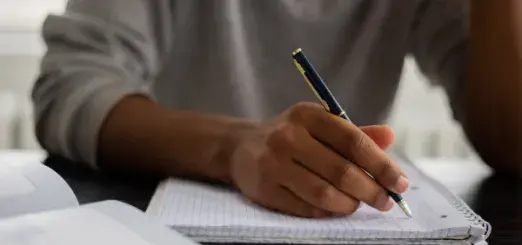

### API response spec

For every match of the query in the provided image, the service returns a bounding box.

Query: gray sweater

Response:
[32,0,469,167]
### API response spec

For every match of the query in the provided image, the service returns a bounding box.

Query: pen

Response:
[291,48,413,218]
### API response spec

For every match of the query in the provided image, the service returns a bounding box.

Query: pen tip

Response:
[399,201,413,218]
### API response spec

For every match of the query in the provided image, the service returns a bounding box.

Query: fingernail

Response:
[380,197,394,211]
[394,176,409,193]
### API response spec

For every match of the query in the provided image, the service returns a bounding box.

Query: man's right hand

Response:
[229,102,409,218]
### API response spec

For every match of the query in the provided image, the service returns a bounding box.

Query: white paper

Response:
[146,158,479,242]
[0,164,35,196]
[0,208,154,245]
[0,159,79,219]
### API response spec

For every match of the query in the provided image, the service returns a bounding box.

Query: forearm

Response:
[465,0,522,171]
[97,95,259,183]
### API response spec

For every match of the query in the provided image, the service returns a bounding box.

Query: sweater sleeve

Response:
[31,0,172,168]
[408,0,469,125]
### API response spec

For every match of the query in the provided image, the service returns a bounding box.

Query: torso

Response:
[153,0,420,124]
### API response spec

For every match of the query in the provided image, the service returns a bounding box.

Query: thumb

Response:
[359,125,395,150]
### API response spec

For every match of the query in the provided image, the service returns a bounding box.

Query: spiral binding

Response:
[391,151,492,242]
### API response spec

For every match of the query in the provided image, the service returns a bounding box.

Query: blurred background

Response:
[0,0,480,162]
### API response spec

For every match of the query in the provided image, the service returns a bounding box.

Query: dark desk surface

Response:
[43,155,522,245]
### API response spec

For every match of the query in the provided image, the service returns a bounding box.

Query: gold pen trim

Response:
[292,48,302,56]
[293,59,330,111]
[292,47,413,219]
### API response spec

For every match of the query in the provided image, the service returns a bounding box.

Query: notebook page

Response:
[154,179,412,227]
[148,171,471,241]
[146,154,482,242]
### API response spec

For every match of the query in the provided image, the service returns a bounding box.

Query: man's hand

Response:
[97,96,408,218]
[229,102,409,218]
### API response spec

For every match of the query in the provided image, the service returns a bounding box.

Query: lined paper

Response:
[146,160,479,243]
[157,179,417,229]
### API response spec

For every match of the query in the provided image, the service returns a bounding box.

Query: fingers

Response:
[359,125,395,150]
[255,185,333,218]
[292,132,394,211]
[292,103,408,194]
[360,125,408,178]
[278,159,361,214]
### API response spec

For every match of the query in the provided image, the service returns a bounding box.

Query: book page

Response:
[0,160,78,219]
[0,207,154,245]
[0,163,35,196]
[147,160,472,240]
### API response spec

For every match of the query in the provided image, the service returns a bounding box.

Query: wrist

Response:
[213,120,261,185]
[97,95,261,184]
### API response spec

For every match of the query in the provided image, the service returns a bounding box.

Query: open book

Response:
[146,152,491,245]
[0,157,199,245]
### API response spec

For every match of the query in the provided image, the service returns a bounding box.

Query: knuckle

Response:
[288,102,319,123]
[267,123,296,149]
[257,152,279,176]
[370,188,387,207]
[377,158,397,184]
[352,132,371,152]
[257,151,274,164]
[314,185,337,208]
[294,101,318,111]
[338,130,365,156]
[346,200,361,215]
[257,151,275,166]
[338,164,357,188]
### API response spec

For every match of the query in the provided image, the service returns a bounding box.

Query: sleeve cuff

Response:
[70,80,153,169]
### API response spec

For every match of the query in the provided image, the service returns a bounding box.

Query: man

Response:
[32,0,522,218]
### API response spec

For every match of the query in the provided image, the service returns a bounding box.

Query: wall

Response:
[0,0,61,149]
[0,0,65,30]
[388,58,476,160]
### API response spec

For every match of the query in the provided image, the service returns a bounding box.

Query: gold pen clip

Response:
[293,59,330,111]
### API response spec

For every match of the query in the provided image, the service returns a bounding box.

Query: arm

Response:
[97,95,257,182]
[409,1,522,173]
[32,0,257,182]
[464,0,522,173]
[33,0,407,218]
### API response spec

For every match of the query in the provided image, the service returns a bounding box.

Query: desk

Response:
[4,150,522,244]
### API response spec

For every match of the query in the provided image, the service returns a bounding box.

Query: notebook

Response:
[146,152,491,245]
